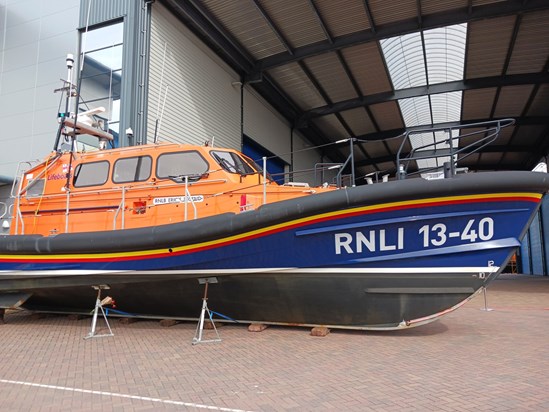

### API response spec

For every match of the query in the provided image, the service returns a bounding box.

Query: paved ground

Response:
[0,274,548,411]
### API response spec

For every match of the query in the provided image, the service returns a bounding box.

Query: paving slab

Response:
[0,274,547,411]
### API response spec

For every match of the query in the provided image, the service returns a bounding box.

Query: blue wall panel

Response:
[528,213,544,275]
[520,195,549,276]
[541,195,549,275]
[243,136,286,184]
[520,233,531,275]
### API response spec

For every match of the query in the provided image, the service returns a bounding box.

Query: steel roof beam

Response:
[353,116,549,143]
[250,0,294,55]
[355,145,533,168]
[490,14,522,169]
[309,0,333,43]
[362,0,377,34]
[161,0,348,161]
[162,0,255,74]
[297,61,375,168]
[252,0,549,74]
[297,72,549,125]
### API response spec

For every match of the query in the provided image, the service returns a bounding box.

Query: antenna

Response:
[66,53,75,114]
[153,42,168,144]
[53,54,76,151]
[154,85,169,144]
[63,0,92,191]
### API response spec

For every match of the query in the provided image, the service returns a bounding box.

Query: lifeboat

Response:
[0,76,548,330]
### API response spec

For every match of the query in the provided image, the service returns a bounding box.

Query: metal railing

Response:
[12,173,227,234]
[396,118,515,180]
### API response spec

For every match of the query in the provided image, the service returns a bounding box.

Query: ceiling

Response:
[161,0,549,182]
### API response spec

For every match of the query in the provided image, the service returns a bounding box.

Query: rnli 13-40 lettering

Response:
[419,217,494,247]
[334,217,495,254]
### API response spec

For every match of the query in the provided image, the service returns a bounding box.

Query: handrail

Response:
[64,189,70,233]
[15,205,24,235]
[12,177,229,204]
[11,161,36,198]
[262,157,267,205]
[183,176,197,221]
[334,138,355,187]
[12,161,34,235]
[14,154,61,198]
[314,163,342,187]
[12,155,62,234]
[299,138,356,187]
[112,187,126,229]
[396,118,515,180]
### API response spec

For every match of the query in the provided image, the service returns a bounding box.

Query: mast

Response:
[53,54,75,151]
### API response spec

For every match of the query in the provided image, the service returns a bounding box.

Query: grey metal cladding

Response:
[79,0,128,28]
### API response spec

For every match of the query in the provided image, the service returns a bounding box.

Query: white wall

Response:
[0,0,79,178]
[243,87,324,184]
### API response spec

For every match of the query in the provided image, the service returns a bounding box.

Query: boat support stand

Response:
[84,285,114,339]
[480,286,493,312]
[192,277,221,345]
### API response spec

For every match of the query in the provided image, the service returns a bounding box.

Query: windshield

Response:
[243,154,275,183]
[211,150,255,175]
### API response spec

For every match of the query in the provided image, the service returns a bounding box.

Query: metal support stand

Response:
[480,286,493,312]
[192,277,221,345]
[84,285,114,339]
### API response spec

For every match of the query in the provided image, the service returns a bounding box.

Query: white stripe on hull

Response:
[0,266,500,279]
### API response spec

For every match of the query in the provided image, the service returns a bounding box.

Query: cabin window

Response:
[211,150,255,175]
[25,178,45,198]
[73,161,110,187]
[113,156,152,183]
[156,151,209,179]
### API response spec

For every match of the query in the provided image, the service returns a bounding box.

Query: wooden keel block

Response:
[159,319,178,327]
[119,317,139,324]
[310,326,330,337]
[248,323,268,332]
[203,320,223,329]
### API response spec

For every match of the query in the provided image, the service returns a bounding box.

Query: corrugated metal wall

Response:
[147,3,324,183]
[79,0,128,28]
[147,3,241,148]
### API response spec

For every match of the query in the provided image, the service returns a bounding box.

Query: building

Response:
[1,0,548,273]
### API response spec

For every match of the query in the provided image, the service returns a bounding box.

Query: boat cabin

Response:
[11,142,333,236]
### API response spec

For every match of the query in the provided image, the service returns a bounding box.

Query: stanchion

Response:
[84,285,114,339]
[192,277,221,345]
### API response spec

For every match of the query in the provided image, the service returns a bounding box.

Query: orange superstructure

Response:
[12,142,335,236]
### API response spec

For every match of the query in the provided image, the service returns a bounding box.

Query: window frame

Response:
[73,160,111,188]
[155,150,210,180]
[112,155,152,184]
[210,150,256,175]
